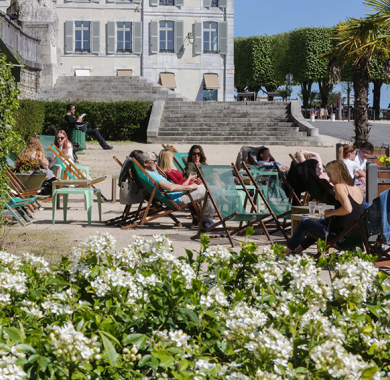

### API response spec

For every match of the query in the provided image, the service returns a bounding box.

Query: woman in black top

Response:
[284,160,364,255]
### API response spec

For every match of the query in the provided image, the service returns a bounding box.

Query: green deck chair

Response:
[192,165,277,247]
[128,159,200,229]
[38,135,55,159]
[5,195,36,226]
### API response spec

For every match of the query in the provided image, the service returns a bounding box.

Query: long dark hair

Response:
[187,145,207,164]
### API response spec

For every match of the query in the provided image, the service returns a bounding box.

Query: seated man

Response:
[257,147,289,172]
[140,152,215,228]
[354,141,374,185]
[65,104,113,150]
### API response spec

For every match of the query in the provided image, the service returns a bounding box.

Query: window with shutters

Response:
[159,21,174,53]
[203,22,218,53]
[160,0,174,4]
[117,22,132,53]
[75,21,90,53]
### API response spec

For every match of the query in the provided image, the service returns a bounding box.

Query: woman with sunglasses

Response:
[50,130,74,169]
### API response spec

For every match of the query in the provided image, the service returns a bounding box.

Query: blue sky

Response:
[234,0,390,109]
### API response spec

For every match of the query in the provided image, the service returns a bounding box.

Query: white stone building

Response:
[2,0,235,101]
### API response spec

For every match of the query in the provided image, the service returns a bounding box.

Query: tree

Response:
[322,15,390,146]
[370,56,388,119]
[288,27,334,108]
[234,35,285,96]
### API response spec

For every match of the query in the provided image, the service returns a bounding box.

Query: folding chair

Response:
[38,135,55,159]
[190,164,280,247]
[248,154,258,166]
[306,167,339,206]
[120,159,201,230]
[5,194,36,226]
[42,144,107,204]
[273,163,302,206]
[242,163,291,240]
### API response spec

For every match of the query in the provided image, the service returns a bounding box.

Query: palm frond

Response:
[364,0,390,14]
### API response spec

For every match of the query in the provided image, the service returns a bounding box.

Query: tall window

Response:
[211,0,218,6]
[203,22,218,53]
[160,0,174,5]
[75,21,90,53]
[117,22,132,53]
[159,21,174,53]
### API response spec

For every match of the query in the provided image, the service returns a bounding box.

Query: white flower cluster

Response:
[21,300,44,318]
[0,347,27,380]
[21,253,50,273]
[200,286,229,309]
[225,303,267,338]
[0,251,21,270]
[255,369,282,380]
[311,339,380,380]
[254,261,283,285]
[332,256,378,302]
[203,245,232,266]
[113,246,142,268]
[50,322,100,364]
[0,271,27,295]
[154,329,190,348]
[283,254,332,307]
[72,232,116,262]
[244,327,293,365]
[41,299,73,316]
[68,263,91,282]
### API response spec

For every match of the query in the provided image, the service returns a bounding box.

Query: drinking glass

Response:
[308,201,316,217]
[318,203,326,218]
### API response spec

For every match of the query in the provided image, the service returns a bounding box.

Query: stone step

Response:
[162,117,291,123]
[156,138,324,146]
[158,131,306,137]
[160,126,298,132]
[159,134,311,142]
[160,122,295,129]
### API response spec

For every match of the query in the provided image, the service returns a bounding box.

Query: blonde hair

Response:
[158,149,174,172]
[325,160,354,186]
[304,153,315,160]
[342,145,356,159]
[21,136,45,162]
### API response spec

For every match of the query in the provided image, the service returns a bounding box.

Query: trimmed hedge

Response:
[14,100,152,142]
[14,99,45,141]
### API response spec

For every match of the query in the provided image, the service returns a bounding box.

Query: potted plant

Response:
[12,158,47,190]
[379,155,390,169]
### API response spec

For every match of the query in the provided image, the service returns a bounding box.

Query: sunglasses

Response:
[57,137,65,140]
[150,160,157,163]
[192,152,201,156]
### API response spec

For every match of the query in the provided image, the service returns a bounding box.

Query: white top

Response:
[50,145,74,168]
[342,158,359,180]
[354,151,367,171]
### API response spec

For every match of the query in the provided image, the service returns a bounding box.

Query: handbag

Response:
[120,180,143,205]
[74,123,87,132]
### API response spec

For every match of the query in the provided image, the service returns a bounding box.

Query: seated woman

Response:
[118,150,143,185]
[257,147,289,173]
[21,135,55,179]
[185,145,226,188]
[50,130,74,169]
[284,160,364,255]
[296,149,329,181]
[341,145,366,193]
[159,149,198,185]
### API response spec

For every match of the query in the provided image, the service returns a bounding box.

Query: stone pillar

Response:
[8,0,60,87]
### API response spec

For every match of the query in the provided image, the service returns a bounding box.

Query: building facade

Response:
[12,0,233,101]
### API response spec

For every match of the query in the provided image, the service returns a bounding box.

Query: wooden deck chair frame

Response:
[273,163,302,206]
[5,194,36,225]
[190,164,277,247]
[241,162,290,241]
[248,154,258,166]
[43,144,107,204]
[289,153,298,162]
[120,159,201,230]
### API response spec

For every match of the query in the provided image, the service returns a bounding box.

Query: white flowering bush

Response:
[0,229,390,379]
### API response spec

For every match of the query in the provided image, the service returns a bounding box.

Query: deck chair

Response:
[42,144,107,204]
[120,159,200,230]
[5,194,36,226]
[248,154,258,166]
[242,163,291,240]
[191,165,279,247]
[273,163,302,206]
[38,135,55,159]
[306,167,339,206]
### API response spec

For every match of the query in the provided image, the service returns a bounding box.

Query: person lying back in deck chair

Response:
[257,147,289,173]
[140,152,215,228]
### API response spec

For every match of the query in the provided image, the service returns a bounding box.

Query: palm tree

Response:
[322,15,390,146]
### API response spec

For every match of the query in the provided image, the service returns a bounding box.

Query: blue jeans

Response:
[288,217,342,251]
[86,129,108,148]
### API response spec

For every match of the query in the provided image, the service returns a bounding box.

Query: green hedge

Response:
[14,100,151,142]
[13,99,45,141]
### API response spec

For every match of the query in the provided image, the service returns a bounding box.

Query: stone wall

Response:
[18,67,40,99]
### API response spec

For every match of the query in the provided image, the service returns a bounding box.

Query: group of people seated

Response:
[119,141,376,255]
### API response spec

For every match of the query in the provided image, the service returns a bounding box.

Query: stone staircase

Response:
[36,76,188,102]
[157,101,323,145]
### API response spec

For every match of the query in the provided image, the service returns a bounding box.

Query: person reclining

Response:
[65,104,113,150]
[139,151,215,228]
[257,147,289,173]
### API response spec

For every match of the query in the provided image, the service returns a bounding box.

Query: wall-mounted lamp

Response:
[186,32,195,44]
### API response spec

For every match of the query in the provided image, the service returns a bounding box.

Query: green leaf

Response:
[361,365,379,379]
[138,354,151,368]
[180,309,199,326]
[159,356,175,369]
[38,355,50,372]
[179,359,188,372]
[13,344,36,353]
[150,355,159,369]
[123,333,147,349]
[98,332,119,367]
[97,330,122,348]
[4,327,24,343]
[76,318,85,331]
[367,305,381,318]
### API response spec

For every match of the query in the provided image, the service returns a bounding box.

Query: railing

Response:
[0,12,41,69]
